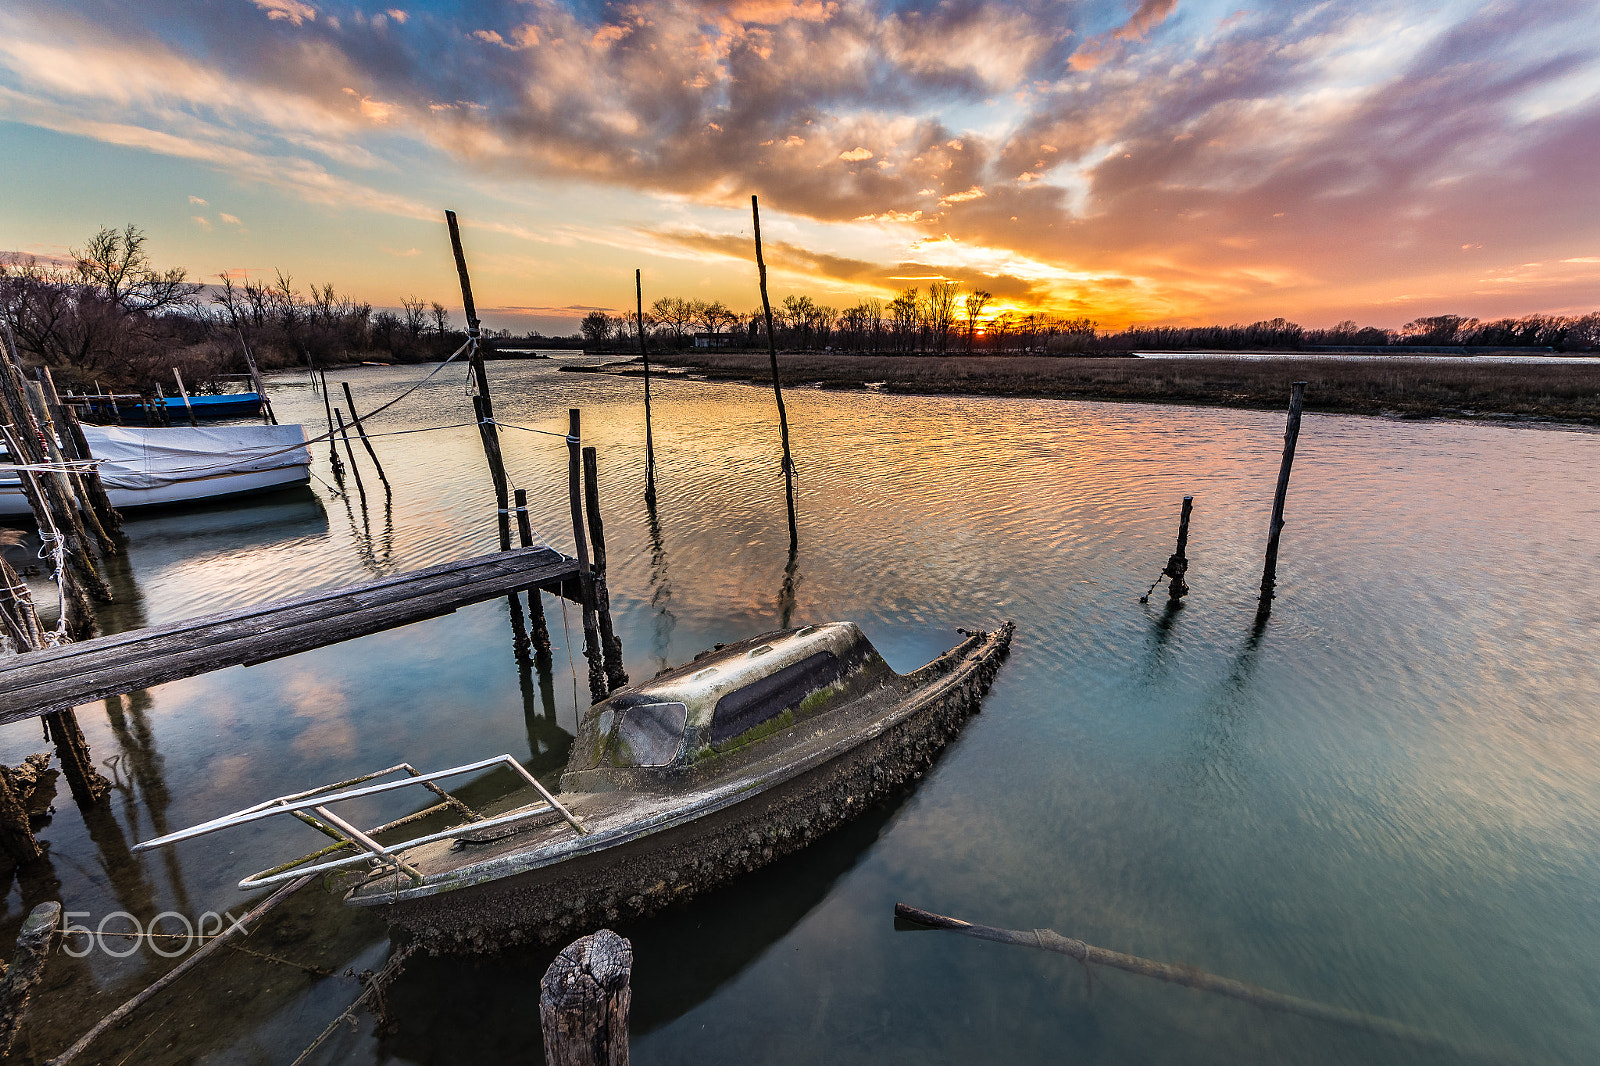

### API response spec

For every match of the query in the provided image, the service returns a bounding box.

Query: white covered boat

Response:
[0,424,311,517]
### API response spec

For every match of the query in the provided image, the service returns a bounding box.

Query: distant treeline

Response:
[4,228,1595,394]
[0,225,500,393]
[585,289,1600,355]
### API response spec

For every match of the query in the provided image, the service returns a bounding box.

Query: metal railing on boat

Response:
[133,754,587,890]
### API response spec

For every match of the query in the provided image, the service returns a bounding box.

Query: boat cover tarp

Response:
[82,425,310,490]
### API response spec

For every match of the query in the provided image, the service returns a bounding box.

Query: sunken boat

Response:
[138,620,1013,954]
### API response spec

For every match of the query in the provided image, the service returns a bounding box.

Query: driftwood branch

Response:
[894,903,1466,1053]
[47,876,313,1066]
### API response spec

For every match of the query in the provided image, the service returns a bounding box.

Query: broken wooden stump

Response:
[540,929,632,1066]
[1141,495,1194,604]
[0,901,61,1057]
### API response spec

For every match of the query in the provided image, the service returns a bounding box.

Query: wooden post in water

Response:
[446,210,512,552]
[514,488,552,652]
[1140,495,1195,605]
[341,381,392,495]
[583,446,628,691]
[0,901,62,1058]
[333,409,368,509]
[172,368,198,426]
[567,410,608,704]
[1258,382,1307,614]
[635,269,656,506]
[751,195,799,552]
[539,929,632,1066]
[240,339,276,425]
[316,369,344,479]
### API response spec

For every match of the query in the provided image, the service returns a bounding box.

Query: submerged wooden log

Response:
[540,929,632,1066]
[44,709,109,806]
[47,876,313,1066]
[0,901,61,1056]
[894,904,1454,1049]
[0,762,42,865]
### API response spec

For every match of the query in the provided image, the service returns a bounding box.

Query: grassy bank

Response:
[650,352,1600,422]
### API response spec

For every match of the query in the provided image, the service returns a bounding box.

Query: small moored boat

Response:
[136,620,1014,953]
[0,424,310,517]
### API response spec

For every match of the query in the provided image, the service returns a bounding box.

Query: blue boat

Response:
[85,392,264,423]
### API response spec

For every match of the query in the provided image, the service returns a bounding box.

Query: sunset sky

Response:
[2,0,1598,334]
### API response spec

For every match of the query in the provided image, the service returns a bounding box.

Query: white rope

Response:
[0,459,106,474]
[487,419,576,441]
[37,531,69,645]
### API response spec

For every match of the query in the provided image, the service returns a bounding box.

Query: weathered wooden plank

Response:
[0,548,583,723]
[5,549,569,672]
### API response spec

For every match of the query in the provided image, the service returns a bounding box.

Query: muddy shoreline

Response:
[635,351,1600,425]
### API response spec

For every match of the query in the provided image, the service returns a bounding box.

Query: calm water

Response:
[4,354,1598,1064]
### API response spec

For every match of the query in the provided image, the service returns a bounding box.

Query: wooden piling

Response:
[333,409,368,509]
[240,339,276,425]
[566,410,608,704]
[446,210,513,552]
[341,381,392,494]
[0,425,99,635]
[23,380,115,557]
[539,929,632,1066]
[583,446,628,691]
[0,901,62,1057]
[635,269,656,506]
[40,374,121,535]
[472,395,512,552]
[172,368,199,426]
[1258,382,1307,613]
[1140,495,1195,605]
[515,488,552,652]
[316,369,345,479]
[751,194,799,552]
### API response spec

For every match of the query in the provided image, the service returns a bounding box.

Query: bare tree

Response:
[927,280,960,354]
[963,289,992,353]
[74,224,201,313]
[650,296,695,346]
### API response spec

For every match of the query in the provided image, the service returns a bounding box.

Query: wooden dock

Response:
[0,547,582,726]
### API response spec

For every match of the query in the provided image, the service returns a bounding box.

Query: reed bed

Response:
[653,352,1600,422]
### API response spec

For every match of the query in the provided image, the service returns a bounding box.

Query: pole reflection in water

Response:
[645,495,676,674]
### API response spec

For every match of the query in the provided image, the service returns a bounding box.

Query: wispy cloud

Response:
[1,0,1598,325]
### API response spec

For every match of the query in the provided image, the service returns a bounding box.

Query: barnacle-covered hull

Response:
[351,622,1014,954]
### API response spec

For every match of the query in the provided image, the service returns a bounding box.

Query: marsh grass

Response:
[655,353,1600,422]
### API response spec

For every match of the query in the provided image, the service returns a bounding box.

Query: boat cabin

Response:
[562,622,895,792]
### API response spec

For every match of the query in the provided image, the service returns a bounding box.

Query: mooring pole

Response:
[583,446,628,692]
[539,929,632,1066]
[172,368,198,427]
[1258,382,1307,614]
[341,381,392,495]
[333,409,368,510]
[313,369,344,479]
[514,488,552,652]
[446,210,512,551]
[751,194,799,552]
[567,410,608,703]
[1163,495,1195,602]
[636,269,657,506]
